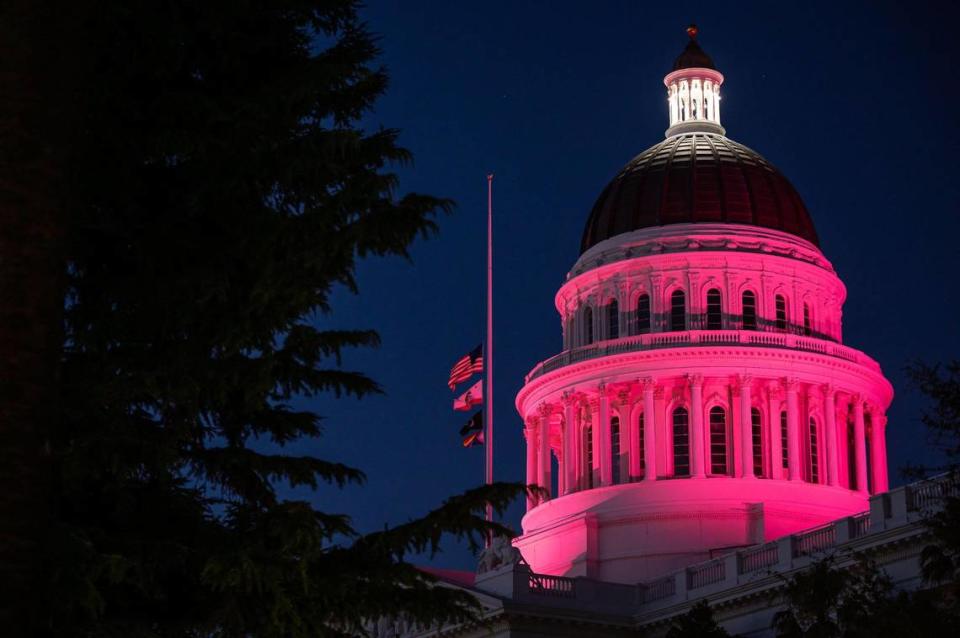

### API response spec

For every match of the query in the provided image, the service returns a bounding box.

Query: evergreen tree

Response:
[0,1,527,635]
[666,600,732,638]
[906,361,960,591]
[773,556,960,637]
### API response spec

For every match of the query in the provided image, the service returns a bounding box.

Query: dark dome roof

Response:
[672,36,715,71]
[580,133,819,253]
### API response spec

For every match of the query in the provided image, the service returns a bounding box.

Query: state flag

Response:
[453,379,483,411]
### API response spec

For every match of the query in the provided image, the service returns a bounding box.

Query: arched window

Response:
[637,294,651,334]
[752,408,764,477]
[638,412,646,479]
[584,306,594,345]
[607,299,619,340]
[611,416,621,485]
[781,411,789,471]
[706,289,722,330]
[809,417,820,483]
[803,303,812,337]
[742,291,757,330]
[672,407,690,477]
[584,423,594,490]
[670,290,686,332]
[709,406,728,475]
[775,295,787,332]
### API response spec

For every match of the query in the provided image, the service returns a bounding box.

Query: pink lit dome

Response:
[513,27,893,586]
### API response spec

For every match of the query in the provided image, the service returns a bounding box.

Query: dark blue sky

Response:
[297,1,960,571]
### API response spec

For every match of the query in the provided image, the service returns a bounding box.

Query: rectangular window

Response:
[673,409,690,477]
[781,411,789,470]
[752,409,764,477]
[809,418,819,483]
[776,296,787,331]
[611,417,621,485]
[639,413,646,478]
[709,408,728,475]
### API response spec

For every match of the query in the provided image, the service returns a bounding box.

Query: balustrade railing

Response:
[526,573,576,598]
[641,575,676,603]
[526,329,879,382]
[906,473,960,512]
[851,512,871,539]
[737,543,779,574]
[687,558,725,589]
[792,524,837,557]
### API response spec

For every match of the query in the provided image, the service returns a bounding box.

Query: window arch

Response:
[742,291,757,330]
[584,306,594,345]
[709,406,728,475]
[670,289,686,332]
[611,416,621,485]
[672,407,690,477]
[775,294,787,332]
[780,411,789,471]
[636,294,651,334]
[809,417,820,483]
[706,288,722,330]
[752,408,764,477]
[607,299,619,340]
[803,303,812,337]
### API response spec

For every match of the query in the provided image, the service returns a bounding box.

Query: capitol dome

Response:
[580,133,820,253]
[512,26,893,586]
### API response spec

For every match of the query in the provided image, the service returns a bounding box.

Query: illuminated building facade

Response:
[513,25,893,584]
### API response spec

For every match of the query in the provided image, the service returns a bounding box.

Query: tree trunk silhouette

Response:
[0,2,66,632]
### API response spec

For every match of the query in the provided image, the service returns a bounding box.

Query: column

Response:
[836,397,850,488]
[643,378,658,481]
[767,381,783,480]
[598,384,612,486]
[626,389,642,482]
[688,271,701,330]
[562,393,576,495]
[823,385,839,487]
[872,413,889,493]
[525,419,539,510]
[618,283,630,337]
[740,376,755,479]
[590,399,602,487]
[785,378,801,481]
[689,374,706,478]
[538,403,552,500]
[853,397,868,495]
[650,274,663,332]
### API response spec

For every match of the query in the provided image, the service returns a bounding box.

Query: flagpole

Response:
[485,173,494,542]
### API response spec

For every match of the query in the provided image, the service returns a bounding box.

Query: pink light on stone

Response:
[512,29,893,584]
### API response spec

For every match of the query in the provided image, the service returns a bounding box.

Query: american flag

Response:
[447,344,483,390]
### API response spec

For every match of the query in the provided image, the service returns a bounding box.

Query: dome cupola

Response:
[579,26,819,255]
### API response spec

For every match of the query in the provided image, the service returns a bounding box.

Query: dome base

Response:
[665,120,725,137]
[514,478,868,584]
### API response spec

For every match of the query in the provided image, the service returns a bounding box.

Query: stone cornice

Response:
[517,343,893,415]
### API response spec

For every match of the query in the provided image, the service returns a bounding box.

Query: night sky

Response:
[291,1,960,572]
